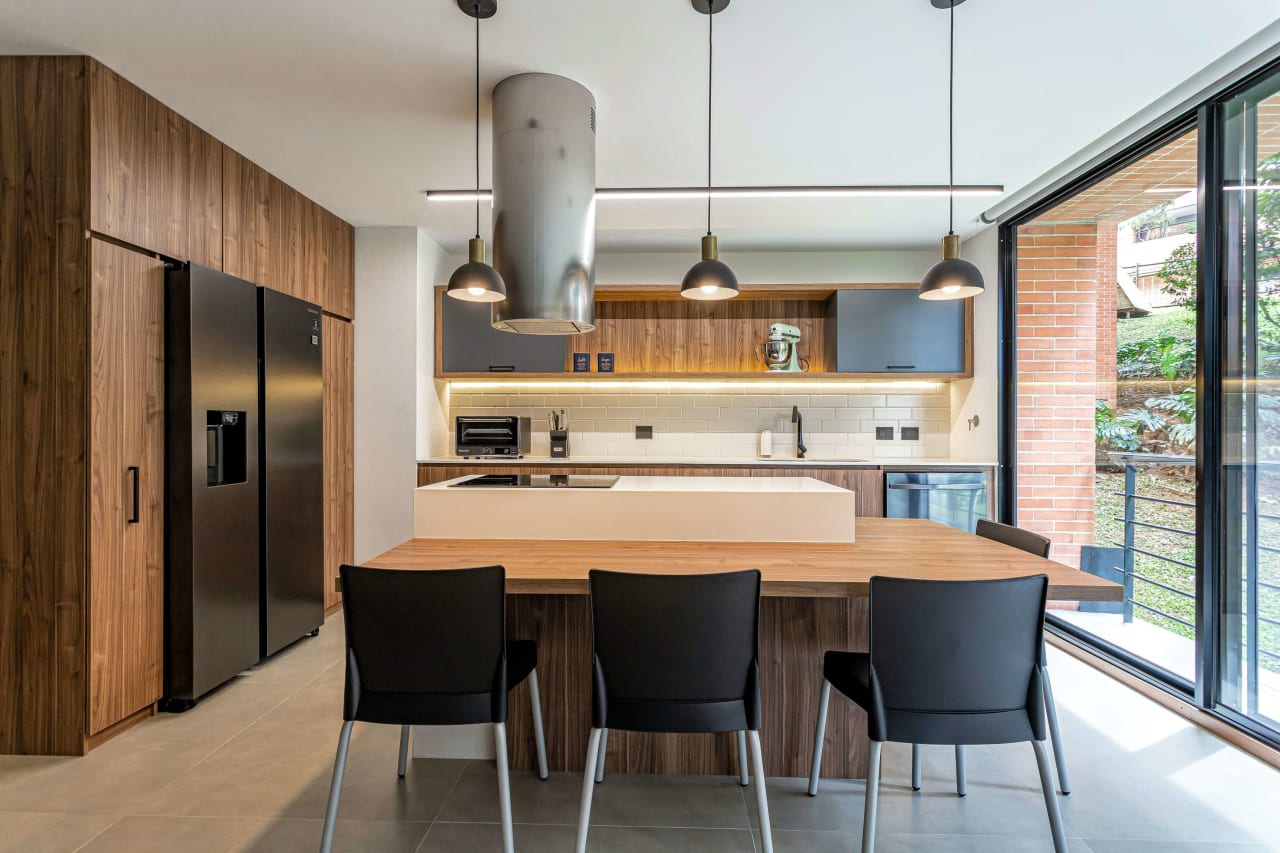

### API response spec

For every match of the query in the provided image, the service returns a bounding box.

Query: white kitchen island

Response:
[413,474,856,543]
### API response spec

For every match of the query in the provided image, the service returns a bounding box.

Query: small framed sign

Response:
[573,352,591,372]
[597,352,615,373]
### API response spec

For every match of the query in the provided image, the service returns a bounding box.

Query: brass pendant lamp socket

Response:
[919,0,984,301]
[446,1,507,304]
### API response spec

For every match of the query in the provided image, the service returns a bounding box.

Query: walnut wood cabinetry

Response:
[88,240,165,735]
[1,55,356,754]
[323,315,354,612]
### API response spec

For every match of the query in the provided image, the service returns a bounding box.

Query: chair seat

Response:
[602,698,751,734]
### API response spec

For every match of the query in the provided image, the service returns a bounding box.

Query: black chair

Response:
[320,565,548,853]
[575,569,774,853]
[807,575,1068,853]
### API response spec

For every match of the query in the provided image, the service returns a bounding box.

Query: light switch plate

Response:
[901,426,920,441]
[876,426,894,441]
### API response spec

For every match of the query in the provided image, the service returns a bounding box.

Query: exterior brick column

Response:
[1095,220,1119,410]
[1015,223,1100,568]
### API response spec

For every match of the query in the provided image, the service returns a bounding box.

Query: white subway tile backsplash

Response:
[446,386,951,459]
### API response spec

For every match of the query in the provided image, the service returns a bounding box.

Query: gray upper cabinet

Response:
[824,288,966,374]
[440,296,566,373]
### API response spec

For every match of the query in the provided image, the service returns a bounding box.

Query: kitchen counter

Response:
[414,474,858,543]
[418,455,996,468]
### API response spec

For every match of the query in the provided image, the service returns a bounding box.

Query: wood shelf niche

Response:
[434,283,973,381]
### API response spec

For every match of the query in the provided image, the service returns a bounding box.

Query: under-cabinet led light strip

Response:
[446,379,944,392]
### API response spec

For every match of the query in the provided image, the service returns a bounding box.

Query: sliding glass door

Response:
[1220,71,1280,729]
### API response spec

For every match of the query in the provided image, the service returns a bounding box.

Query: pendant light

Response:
[681,0,739,301]
[919,0,984,301]
[447,0,506,303]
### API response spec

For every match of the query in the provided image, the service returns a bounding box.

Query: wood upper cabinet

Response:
[322,315,354,611]
[88,238,165,735]
[88,60,223,268]
[223,146,355,318]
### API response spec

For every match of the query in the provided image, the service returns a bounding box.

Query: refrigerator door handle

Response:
[128,465,140,524]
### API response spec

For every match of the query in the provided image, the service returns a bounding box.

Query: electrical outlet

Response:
[636,425,654,439]
[901,426,920,441]
[875,426,894,441]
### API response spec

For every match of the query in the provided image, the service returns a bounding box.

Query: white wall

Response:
[354,227,421,562]
[416,232,453,460]
[949,225,1000,462]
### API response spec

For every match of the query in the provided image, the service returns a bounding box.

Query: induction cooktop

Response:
[449,474,620,489]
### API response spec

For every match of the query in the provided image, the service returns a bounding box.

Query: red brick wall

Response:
[1016,223,1099,568]
[1095,221,1118,409]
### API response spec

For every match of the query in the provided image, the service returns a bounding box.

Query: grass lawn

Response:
[1116,307,1195,347]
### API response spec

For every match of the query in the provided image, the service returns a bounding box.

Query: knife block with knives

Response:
[548,409,570,459]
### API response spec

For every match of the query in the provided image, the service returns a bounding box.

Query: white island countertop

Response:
[418,456,996,468]
[414,475,857,544]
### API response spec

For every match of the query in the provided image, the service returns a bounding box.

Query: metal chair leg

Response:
[862,740,882,853]
[737,730,749,787]
[747,730,773,853]
[1042,664,1071,794]
[594,728,608,783]
[911,743,922,791]
[397,725,410,778]
[529,669,550,781]
[576,728,604,853]
[954,745,967,797]
[1032,739,1069,853]
[494,723,514,853]
[807,679,831,796]
[319,720,354,853]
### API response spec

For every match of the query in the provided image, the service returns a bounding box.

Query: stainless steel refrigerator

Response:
[164,264,324,708]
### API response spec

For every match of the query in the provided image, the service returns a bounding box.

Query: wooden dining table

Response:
[366,517,1122,780]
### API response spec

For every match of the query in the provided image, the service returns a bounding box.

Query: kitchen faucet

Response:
[792,406,807,460]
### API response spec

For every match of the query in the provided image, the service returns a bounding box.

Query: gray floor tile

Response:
[1085,841,1273,853]
[0,812,119,853]
[585,772,752,829]
[761,829,1097,853]
[434,762,583,824]
[76,815,429,853]
[419,821,756,853]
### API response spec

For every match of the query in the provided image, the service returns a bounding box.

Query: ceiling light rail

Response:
[424,185,1004,203]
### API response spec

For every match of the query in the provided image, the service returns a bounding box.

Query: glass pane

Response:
[1014,129,1200,686]
[1221,73,1280,729]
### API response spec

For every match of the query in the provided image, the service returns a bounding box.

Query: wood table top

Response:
[364,518,1122,601]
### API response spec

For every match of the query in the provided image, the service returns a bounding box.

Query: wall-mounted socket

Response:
[635,425,654,439]
[901,426,920,441]
[875,426,894,441]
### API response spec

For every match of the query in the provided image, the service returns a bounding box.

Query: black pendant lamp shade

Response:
[446,1,506,303]
[681,0,738,301]
[920,0,984,301]
[681,234,740,300]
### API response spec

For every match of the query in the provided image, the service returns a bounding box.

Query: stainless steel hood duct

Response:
[490,73,597,334]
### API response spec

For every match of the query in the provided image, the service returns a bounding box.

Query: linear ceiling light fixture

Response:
[445,0,507,303]
[919,0,985,301]
[680,0,739,301]
[424,185,1004,202]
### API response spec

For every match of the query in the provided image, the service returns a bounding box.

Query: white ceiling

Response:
[2,0,1278,253]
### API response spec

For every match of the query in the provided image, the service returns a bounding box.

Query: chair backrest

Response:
[589,569,760,712]
[339,564,506,720]
[868,575,1047,719]
[976,519,1051,558]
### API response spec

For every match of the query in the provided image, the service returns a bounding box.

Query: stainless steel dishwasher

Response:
[884,470,989,533]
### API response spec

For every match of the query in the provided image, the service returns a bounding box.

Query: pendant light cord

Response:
[948,1,955,235]
[706,5,714,236]
[474,3,481,240]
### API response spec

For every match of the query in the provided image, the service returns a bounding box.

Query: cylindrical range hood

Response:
[490,73,597,334]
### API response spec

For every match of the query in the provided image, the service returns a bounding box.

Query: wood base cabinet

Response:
[323,315,354,612]
[88,239,165,735]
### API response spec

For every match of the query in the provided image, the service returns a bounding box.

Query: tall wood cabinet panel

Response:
[88,239,165,735]
[322,315,354,612]
[0,55,91,756]
[87,61,223,269]
[222,147,273,286]
[323,210,355,319]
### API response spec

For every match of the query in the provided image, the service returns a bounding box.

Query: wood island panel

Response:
[369,519,1119,779]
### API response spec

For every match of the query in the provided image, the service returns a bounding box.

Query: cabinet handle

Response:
[886,365,916,370]
[487,365,516,372]
[128,466,139,524]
